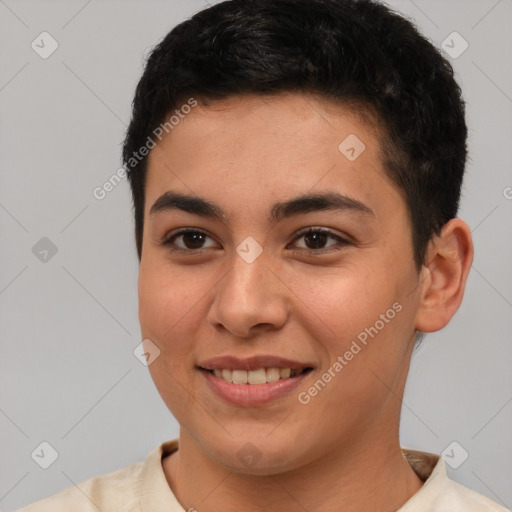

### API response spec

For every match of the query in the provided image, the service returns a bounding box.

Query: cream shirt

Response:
[19,439,509,511]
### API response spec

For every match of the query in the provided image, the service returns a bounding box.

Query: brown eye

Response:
[180,231,207,249]
[162,229,218,251]
[303,231,329,249]
[290,227,351,253]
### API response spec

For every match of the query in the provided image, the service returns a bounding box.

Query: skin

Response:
[138,92,473,512]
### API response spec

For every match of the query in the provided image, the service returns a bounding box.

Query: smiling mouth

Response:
[200,367,313,385]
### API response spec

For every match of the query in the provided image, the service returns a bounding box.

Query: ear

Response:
[414,218,474,333]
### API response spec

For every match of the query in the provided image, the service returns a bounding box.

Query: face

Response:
[138,93,423,474]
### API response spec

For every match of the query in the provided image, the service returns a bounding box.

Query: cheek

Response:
[137,262,208,414]
[298,266,401,349]
[138,262,204,361]
[299,266,411,393]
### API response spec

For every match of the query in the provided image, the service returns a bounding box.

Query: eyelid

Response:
[291,226,352,242]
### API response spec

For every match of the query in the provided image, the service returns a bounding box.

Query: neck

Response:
[162,429,424,512]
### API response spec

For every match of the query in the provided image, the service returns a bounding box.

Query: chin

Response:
[201,431,308,476]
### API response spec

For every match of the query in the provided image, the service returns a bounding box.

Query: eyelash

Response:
[161,227,352,255]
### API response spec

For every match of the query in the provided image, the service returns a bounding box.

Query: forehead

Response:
[144,93,401,221]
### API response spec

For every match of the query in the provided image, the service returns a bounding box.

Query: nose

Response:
[207,250,290,338]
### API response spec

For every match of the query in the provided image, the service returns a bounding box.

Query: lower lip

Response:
[200,369,311,407]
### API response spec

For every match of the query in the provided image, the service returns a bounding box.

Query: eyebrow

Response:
[149,190,375,222]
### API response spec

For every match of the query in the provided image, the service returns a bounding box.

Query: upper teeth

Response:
[212,368,306,384]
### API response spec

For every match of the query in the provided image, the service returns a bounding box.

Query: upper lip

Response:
[198,355,314,372]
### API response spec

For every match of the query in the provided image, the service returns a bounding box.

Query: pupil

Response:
[305,232,327,249]
[184,232,205,249]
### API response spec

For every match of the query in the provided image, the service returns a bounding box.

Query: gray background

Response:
[1,0,511,510]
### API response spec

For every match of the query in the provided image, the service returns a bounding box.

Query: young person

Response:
[20,0,508,510]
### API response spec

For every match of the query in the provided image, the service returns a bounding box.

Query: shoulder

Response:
[436,478,510,511]
[17,460,145,512]
[401,448,509,512]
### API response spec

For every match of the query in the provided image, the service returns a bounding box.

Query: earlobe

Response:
[414,218,474,333]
